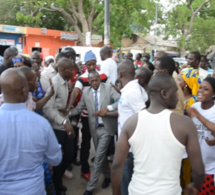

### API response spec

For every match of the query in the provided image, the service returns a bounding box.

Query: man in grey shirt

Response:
[43,57,75,195]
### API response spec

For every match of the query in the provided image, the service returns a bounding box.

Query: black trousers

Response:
[80,116,91,173]
[53,129,75,191]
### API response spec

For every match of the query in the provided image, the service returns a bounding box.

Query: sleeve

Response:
[74,79,84,90]
[107,85,120,111]
[127,91,146,113]
[40,76,50,93]
[43,85,65,125]
[44,121,62,166]
[70,91,86,116]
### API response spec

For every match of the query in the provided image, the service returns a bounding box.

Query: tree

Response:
[164,0,213,56]
[14,0,156,46]
[0,0,20,25]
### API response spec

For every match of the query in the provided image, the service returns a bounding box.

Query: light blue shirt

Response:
[0,103,62,195]
[207,67,213,77]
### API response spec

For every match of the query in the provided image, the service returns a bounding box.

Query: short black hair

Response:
[204,77,215,93]
[191,51,201,62]
[88,70,100,78]
[157,56,175,76]
[148,73,175,96]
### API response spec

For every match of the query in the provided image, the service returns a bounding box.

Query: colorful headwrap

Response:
[180,67,201,108]
[12,54,32,67]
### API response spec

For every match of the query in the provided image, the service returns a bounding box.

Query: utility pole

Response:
[104,0,110,46]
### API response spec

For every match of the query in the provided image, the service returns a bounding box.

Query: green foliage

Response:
[164,0,215,54]
[186,17,215,53]
[0,0,159,48]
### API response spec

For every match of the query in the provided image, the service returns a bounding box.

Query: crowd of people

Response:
[0,45,215,195]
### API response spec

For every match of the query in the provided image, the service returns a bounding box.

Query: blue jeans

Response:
[121,153,134,195]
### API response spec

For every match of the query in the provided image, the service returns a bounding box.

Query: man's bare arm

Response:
[111,114,138,195]
[111,129,129,195]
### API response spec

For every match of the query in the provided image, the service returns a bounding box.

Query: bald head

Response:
[148,73,178,109]
[58,57,75,80]
[58,57,75,70]
[154,51,167,63]
[18,66,35,80]
[135,67,152,88]
[18,66,37,92]
[123,53,133,62]
[0,69,28,103]
[3,48,18,67]
[100,46,112,60]
[118,60,135,77]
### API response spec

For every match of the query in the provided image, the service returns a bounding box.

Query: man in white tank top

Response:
[111,73,205,195]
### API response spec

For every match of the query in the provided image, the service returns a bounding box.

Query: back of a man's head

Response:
[135,67,152,88]
[148,73,178,109]
[154,51,167,62]
[0,69,28,103]
[100,46,112,60]
[118,60,135,79]
[3,48,18,67]
[156,56,176,76]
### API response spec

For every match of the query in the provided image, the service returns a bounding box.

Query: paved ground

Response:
[63,142,112,195]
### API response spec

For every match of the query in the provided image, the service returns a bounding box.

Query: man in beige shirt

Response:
[43,57,75,195]
[154,56,184,115]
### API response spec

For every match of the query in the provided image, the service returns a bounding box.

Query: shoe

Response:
[102,178,111,189]
[73,159,81,166]
[83,190,93,195]
[64,170,73,179]
[81,172,91,181]
[55,185,67,194]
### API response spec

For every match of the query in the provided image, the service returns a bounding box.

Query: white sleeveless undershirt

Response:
[128,109,185,195]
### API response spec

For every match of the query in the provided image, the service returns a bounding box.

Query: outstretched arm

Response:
[187,107,215,134]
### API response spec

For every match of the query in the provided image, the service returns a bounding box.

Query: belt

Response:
[97,124,104,127]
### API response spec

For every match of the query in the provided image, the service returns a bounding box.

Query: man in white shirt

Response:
[117,60,148,195]
[100,46,118,84]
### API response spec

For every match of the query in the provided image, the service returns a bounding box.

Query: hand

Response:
[205,138,215,146]
[93,108,108,117]
[187,107,200,118]
[111,83,121,94]
[184,183,198,195]
[58,109,69,116]
[64,121,76,138]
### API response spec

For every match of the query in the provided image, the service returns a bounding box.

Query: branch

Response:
[69,0,80,19]
[78,0,84,15]
[42,5,75,25]
[187,0,193,9]
[185,0,210,37]
[87,0,99,31]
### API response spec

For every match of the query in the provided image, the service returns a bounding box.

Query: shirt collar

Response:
[57,73,67,85]
[0,103,26,110]
[120,79,138,93]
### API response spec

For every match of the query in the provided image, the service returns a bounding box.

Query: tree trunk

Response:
[180,47,186,58]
